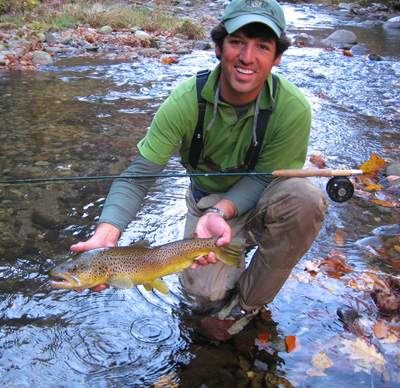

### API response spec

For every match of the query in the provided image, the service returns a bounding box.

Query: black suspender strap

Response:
[245,73,278,170]
[188,69,211,171]
[189,71,278,172]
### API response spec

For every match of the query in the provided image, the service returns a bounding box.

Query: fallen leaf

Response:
[343,49,353,57]
[310,154,326,168]
[319,252,353,278]
[286,335,301,353]
[373,321,389,339]
[359,153,386,175]
[160,55,179,65]
[339,337,386,374]
[258,332,271,344]
[154,372,179,388]
[370,199,397,208]
[371,277,400,315]
[307,350,334,376]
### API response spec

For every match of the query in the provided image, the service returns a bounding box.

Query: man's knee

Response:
[257,178,328,226]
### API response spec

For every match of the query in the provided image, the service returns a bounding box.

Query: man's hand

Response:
[190,199,237,270]
[70,222,120,293]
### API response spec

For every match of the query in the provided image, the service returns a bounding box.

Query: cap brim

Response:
[223,14,282,37]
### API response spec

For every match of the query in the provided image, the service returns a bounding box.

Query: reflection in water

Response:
[0,4,400,387]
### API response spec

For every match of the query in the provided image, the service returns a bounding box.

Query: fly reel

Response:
[326,176,354,203]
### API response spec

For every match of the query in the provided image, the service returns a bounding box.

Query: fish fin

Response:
[108,275,134,289]
[218,238,247,269]
[193,254,206,261]
[143,283,153,292]
[190,233,198,239]
[151,279,169,295]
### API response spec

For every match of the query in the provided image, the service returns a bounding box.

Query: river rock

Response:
[384,16,400,29]
[31,51,53,65]
[0,52,6,65]
[98,25,113,35]
[61,35,72,45]
[386,163,400,176]
[324,29,357,47]
[44,32,57,43]
[134,30,152,40]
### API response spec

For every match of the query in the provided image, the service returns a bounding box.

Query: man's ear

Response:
[273,53,283,66]
[215,44,222,60]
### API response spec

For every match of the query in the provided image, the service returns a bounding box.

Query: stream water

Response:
[0,3,400,387]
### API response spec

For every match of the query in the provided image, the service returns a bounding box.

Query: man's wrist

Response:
[205,207,227,221]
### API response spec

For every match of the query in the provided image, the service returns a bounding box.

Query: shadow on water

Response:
[1,4,400,387]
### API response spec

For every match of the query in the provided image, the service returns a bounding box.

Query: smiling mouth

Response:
[235,67,255,75]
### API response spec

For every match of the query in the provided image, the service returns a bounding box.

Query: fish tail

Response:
[217,238,246,268]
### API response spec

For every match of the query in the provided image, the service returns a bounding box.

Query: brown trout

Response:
[50,237,245,294]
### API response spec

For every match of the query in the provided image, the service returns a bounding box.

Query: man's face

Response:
[215,29,282,105]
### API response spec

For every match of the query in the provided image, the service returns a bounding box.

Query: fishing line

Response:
[0,168,364,202]
[0,169,363,185]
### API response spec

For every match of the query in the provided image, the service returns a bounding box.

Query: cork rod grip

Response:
[272,169,364,177]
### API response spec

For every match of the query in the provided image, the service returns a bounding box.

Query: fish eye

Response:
[69,265,78,273]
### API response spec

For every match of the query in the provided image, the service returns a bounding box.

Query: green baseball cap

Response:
[221,0,287,37]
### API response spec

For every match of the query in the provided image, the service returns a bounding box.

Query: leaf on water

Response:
[339,337,386,375]
[307,350,334,376]
[319,252,353,278]
[359,153,386,175]
[286,335,301,353]
[310,154,326,169]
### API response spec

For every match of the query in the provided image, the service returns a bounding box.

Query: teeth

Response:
[236,67,254,74]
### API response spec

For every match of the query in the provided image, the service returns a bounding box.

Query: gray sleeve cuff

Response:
[98,154,165,233]
[222,175,274,215]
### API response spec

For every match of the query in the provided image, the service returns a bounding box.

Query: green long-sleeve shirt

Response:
[99,64,312,233]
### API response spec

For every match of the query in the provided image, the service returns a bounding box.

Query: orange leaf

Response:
[286,335,301,352]
[373,321,389,339]
[370,199,396,207]
[160,55,179,65]
[257,332,271,344]
[310,154,326,169]
[343,49,353,57]
[359,153,386,175]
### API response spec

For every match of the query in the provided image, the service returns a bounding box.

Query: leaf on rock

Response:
[258,332,271,344]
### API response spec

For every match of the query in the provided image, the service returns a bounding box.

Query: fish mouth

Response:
[49,272,82,289]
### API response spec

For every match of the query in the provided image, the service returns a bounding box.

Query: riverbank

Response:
[0,0,399,69]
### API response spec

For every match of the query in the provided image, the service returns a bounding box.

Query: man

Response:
[71,0,328,333]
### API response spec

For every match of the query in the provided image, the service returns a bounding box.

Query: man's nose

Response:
[239,44,255,63]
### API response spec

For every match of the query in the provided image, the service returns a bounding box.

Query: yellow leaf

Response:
[394,246,400,253]
[359,153,386,174]
[312,350,334,371]
[154,372,179,388]
[307,367,327,377]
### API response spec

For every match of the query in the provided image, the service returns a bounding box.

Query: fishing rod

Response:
[0,168,364,202]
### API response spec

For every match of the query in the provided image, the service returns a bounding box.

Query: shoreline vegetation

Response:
[0,0,398,68]
[0,0,207,38]
[1,0,398,37]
